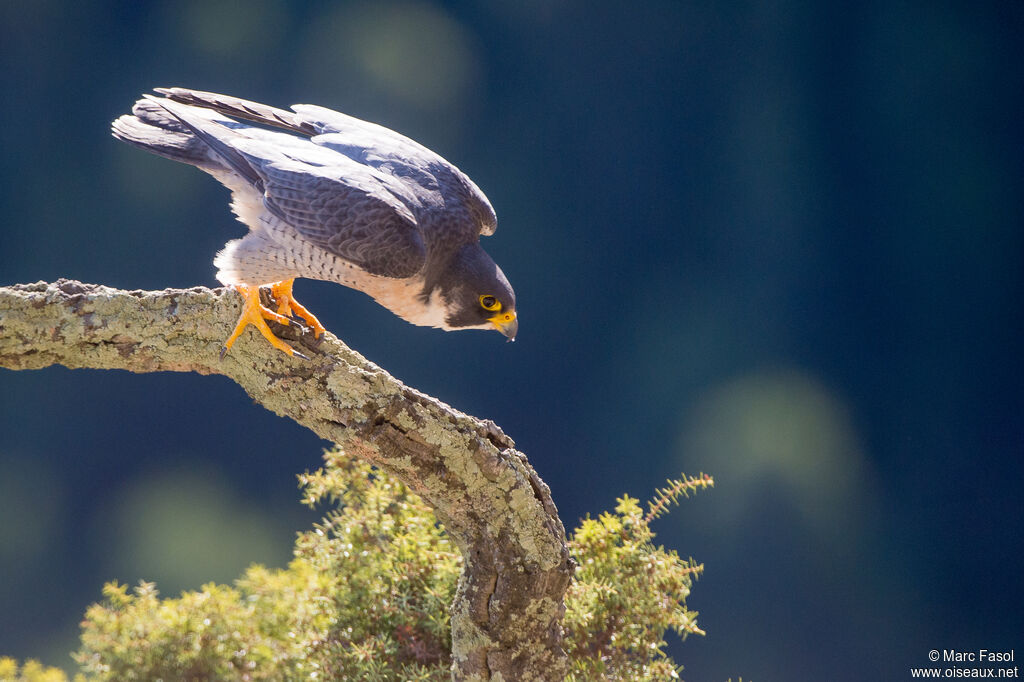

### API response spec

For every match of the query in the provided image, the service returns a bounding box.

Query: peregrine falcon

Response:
[111,87,517,359]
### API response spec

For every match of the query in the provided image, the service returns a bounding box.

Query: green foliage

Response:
[7,451,712,681]
[645,473,715,523]
[75,451,457,682]
[565,474,713,681]
[0,657,77,682]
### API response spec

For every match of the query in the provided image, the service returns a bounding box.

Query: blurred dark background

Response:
[1,1,1021,679]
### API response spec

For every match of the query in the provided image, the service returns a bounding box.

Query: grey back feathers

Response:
[111,88,495,281]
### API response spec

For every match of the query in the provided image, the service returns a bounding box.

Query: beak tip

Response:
[496,319,518,341]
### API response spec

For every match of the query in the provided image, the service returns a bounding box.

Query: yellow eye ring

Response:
[479,295,501,311]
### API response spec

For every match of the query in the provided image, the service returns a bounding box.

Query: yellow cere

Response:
[489,310,516,325]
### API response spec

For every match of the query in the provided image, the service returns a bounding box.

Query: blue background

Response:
[1,2,1021,679]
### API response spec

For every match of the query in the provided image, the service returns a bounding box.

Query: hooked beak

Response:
[489,310,518,341]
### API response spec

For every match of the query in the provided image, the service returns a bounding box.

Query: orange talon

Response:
[269,279,325,338]
[221,284,308,360]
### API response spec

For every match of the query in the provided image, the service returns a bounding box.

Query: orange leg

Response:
[268,279,325,338]
[221,284,309,360]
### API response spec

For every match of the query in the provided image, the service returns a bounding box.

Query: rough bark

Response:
[0,279,573,682]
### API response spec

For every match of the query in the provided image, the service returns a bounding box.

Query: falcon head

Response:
[433,243,517,340]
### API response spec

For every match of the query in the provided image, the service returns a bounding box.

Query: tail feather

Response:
[145,96,264,190]
[111,97,222,170]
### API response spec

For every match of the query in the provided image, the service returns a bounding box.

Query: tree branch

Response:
[0,279,573,682]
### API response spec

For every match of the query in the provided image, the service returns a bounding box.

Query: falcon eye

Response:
[479,295,501,311]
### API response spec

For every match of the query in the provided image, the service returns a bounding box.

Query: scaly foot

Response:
[268,279,325,338]
[221,284,309,360]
